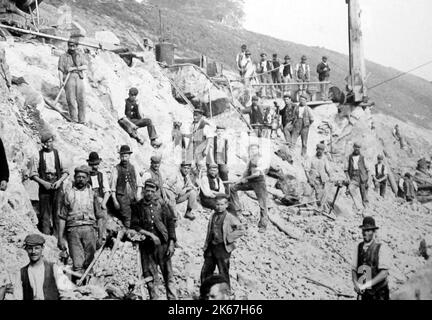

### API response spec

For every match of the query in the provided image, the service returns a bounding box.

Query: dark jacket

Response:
[243,105,264,125]
[131,197,176,243]
[293,105,314,128]
[21,260,59,300]
[115,163,137,196]
[283,63,294,78]
[279,103,295,128]
[347,154,369,183]
[317,62,331,81]
[0,138,9,183]
[357,241,389,294]
[125,98,141,120]
[203,211,244,253]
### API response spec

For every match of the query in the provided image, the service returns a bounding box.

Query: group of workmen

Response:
[236,44,331,100]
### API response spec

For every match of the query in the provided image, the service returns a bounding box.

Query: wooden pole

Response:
[208,88,212,118]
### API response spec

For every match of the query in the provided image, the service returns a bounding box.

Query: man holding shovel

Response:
[58,38,88,124]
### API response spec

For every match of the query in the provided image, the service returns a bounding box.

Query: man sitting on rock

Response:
[58,166,106,282]
[200,164,226,210]
[0,234,73,300]
[124,87,161,148]
[30,131,69,236]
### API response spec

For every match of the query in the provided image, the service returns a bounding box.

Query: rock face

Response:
[1,35,432,300]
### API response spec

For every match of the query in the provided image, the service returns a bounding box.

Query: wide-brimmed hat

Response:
[119,145,133,154]
[87,152,102,165]
[359,216,379,231]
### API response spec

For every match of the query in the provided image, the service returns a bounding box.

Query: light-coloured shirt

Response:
[374,163,387,177]
[398,178,418,192]
[89,171,111,195]
[109,164,143,193]
[298,106,306,119]
[308,156,331,182]
[58,51,88,75]
[10,262,74,300]
[201,175,225,197]
[352,155,360,170]
[29,150,68,179]
[351,241,391,272]
[243,155,266,178]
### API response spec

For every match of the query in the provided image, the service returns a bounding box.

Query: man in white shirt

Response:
[30,131,69,236]
[236,44,248,77]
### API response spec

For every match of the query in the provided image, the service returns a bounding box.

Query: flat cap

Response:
[322,56,328,60]
[299,95,308,100]
[41,131,54,143]
[214,193,229,200]
[353,142,361,148]
[24,234,45,246]
[208,163,219,169]
[216,125,226,130]
[252,96,259,101]
[316,143,325,151]
[283,93,292,98]
[260,53,267,57]
[193,108,204,114]
[181,161,192,167]
[129,87,139,95]
[284,55,290,60]
[272,53,278,57]
[377,154,384,160]
[301,55,307,60]
[74,165,91,175]
[150,155,162,163]
[144,178,159,189]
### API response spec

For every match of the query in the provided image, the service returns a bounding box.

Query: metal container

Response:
[155,42,174,65]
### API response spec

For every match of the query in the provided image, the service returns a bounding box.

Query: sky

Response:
[243,0,432,81]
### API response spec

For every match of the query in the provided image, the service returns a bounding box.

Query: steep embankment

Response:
[44,0,432,130]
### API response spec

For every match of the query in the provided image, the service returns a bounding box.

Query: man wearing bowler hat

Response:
[351,217,391,300]
[58,166,106,280]
[87,152,111,212]
[344,142,370,207]
[110,145,143,228]
[0,234,72,300]
[131,179,177,300]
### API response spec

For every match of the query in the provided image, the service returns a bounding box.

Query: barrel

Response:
[155,42,175,66]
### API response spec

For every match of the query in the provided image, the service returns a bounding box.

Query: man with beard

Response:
[58,166,106,281]
[110,145,143,228]
[344,143,370,207]
[58,38,88,124]
[131,179,177,300]
[30,131,69,236]
[0,234,73,300]
[352,217,391,300]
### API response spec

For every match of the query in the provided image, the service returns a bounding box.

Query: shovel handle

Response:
[53,72,71,106]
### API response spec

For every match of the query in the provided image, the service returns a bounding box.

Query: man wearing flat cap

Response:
[291,95,314,157]
[87,151,111,213]
[110,145,143,228]
[30,131,69,236]
[0,234,73,300]
[185,109,215,170]
[316,56,331,100]
[306,143,332,209]
[344,142,370,207]
[372,155,388,198]
[242,96,265,137]
[201,193,244,288]
[58,38,88,124]
[351,217,391,300]
[58,165,106,280]
[131,178,177,300]
[278,93,296,143]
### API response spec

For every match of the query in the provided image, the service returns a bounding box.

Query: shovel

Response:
[44,72,72,122]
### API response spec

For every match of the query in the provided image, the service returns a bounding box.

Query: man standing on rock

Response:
[399,173,417,202]
[165,161,200,221]
[372,155,387,198]
[0,234,73,300]
[352,217,391,300]
[344,143,369,207]
[231,143,269,232]
[210,125,229,182]
[58,38,88,124]
[131,179,177,300]
[58,166,106,280]
[201,193,244,288]
[200,164,226,210]
[306,143,332,210]
[291,95,314,157]
[242,96,265,138]
[277,93,296,143]
[86,152,111,213]
[30,132,69,236]
[0,137,9,192]
[110,145,143,228]
[236,44,248,77]
[295,55,310,95]
[123,87,162,148]
[317,56,331,100]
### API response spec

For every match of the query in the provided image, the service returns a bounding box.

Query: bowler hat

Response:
[119,145,133,154]
[316,143,325,151]
[272,53,278,57]
[241,44,247,49]
[322,56,328,60]
[144,178,159,190]
[87,152,102,165]
[283,93,292,98]
[129,87,139,95]
[74,165,91,175]
[359,216,379,231]
[24,234,45,247]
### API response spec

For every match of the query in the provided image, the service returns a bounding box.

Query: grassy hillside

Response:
[45,0,432,129]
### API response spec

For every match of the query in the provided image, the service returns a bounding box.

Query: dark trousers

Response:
[200,195,217,210]
[375,181,387,197]
[231,180,269,228]
[218,164,229,182]
[139,240,176,300]
[351,171,369,204]
[201,243,231,287]
[360,286,390,301]
[117,194,133,228]
[130,118,157,140]
[38,190,60,236]
[66,225,96,274]
[291,122,310,156]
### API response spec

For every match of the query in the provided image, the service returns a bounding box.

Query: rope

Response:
[368,59,432,90]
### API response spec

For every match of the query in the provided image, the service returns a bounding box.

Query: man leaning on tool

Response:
[131,179,177,300]
[58,165,106,282]
[58,38,88,124]
[351,216,391,300]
